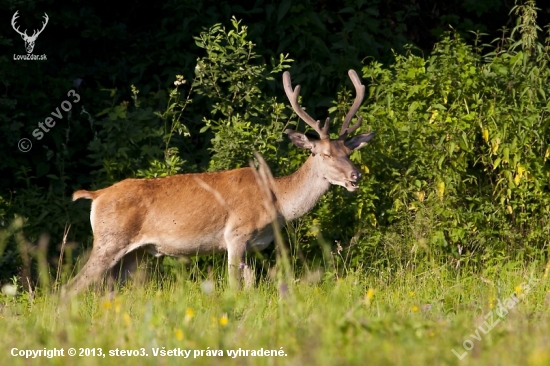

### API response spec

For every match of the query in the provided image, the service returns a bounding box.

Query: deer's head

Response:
[283,70,375,192]
[12,11,49,54]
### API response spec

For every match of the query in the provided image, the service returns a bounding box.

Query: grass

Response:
[1,258,550,366]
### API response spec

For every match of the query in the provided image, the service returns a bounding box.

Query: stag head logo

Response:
[11,11,49,54]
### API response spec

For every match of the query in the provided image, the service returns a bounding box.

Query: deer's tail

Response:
[72,190,98,201]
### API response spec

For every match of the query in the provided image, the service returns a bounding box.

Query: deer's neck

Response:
[273,156,331,221]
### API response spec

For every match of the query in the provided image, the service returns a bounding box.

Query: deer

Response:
[62,69,374,296]
[11,11,49,54]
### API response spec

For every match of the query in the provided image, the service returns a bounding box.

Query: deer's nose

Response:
[350,171,362,182]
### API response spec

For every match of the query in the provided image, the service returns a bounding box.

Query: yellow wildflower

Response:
[366,289,375,300]
[219,316,229,326]
[482,129,489,143]
[185,308,194,322]
[364,288,375,307]
[436,181,445,201]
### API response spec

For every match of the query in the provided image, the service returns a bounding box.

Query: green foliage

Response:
[193,17,293,171]
[89,79,194,186]
[0,74,196,282]
[347,1,550,266]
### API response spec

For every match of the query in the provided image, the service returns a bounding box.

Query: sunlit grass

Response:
[1,261,549,365]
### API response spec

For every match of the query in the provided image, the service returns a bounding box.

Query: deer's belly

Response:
[136,234,227,257]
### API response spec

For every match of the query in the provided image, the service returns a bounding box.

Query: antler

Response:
[339,70,365,139]
[33,13,49,38]
[283,71,330,140]
[11,11,48,39]
[11,11,26,37]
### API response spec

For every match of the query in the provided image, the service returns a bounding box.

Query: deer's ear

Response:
[344,132,375,150]
[285,129,316,150]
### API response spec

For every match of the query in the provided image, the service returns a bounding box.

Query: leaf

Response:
[460,131,469,151]
[539,86,546,100]
[407,101,419,119]
[36,210,49,224]
[95,107,112,117]
[429,110,439,123]
[503,147,510,163]
[338,7,355,14]
[277,0,292,23]
[438,156,445,169]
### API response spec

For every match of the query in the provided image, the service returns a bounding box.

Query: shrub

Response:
[347,1,550,268]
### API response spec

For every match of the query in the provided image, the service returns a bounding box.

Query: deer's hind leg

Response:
[61,236,133,297]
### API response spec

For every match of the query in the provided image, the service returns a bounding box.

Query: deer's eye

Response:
[322,153,331,159]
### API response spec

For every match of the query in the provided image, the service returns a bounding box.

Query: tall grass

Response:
[1,248,549,365]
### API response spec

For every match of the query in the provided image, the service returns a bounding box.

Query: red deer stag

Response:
[63,69,374,295]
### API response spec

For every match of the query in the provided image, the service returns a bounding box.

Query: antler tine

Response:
[38,13,49,34]
[283,71,329,139]
[322,117,330,136]
[11,11,26,37]
[339,69,365,138]
[32,13,49,38]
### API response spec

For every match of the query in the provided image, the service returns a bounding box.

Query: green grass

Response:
[1,260,550,366]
